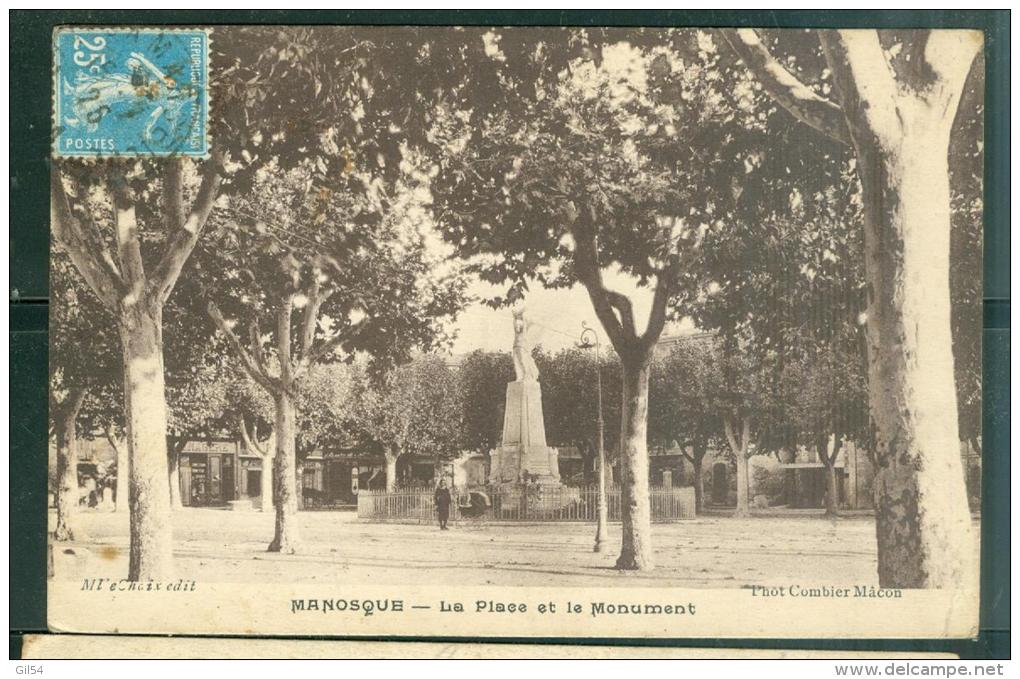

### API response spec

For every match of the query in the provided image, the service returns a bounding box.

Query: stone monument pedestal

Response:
[488,379,561,487]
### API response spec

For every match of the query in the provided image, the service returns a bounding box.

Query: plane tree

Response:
[204,162,465,553]
[226,370,276,508]
[720,28,983,587]
[458,351,515,456]
[297,364,361,460]
[50,151,223,578]
[427,28,765,570]
[649,337,723,513]
[535,347,622,485]
[354,355,463,492]
[776,335,868,516]
[717,336,788,516]
[49,255,122,540]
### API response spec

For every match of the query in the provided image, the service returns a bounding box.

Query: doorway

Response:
[247,469,261,498]
[711,462,729,505]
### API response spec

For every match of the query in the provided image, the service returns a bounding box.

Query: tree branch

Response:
[207,302,279,394]
[604,289,636,337]
[817,434,832,466]
[723,414,741,457]
[169,436,190,455]
[639,271,672,352]
[305,317,367,367]
[569,218,632,350]
[723,414,753,458]
[149,153,224,305]
[50,170,122,308]
[164,158,185,232]
[719,28,851,145]
[924,29,983,92]
[63,179,126,289]
[299,279,333,363]
[248,321,271,379]
[103,425,122,459]
[820,30,901,143]
[235,412,268,458]
[829,435,844,465]
[110,174,147,290]
[54,386,89,425]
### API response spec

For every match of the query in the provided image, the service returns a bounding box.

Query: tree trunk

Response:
[855,124,973,588]
[384,448,399,493]
[734,453,749,516]
[54,390,87,541]
[809,29,981,589]
[692,456,704,515]
[724,416,752,516]
[824,461,839,517]
[723,26,980,590]
[167,442,182,510]
[114,436,128,513]
[260,445,274,512]
[119,304,174,580]
[615,359,653,571]
[819,435,840,517]
[268,391,299,553]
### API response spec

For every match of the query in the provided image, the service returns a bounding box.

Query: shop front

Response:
[302,449,385,509]
[237,451,270,509]
[179,440,239,507]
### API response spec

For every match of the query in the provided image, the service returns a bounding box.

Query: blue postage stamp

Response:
[53,28,209,157]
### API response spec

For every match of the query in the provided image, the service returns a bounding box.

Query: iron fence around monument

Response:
[356,485,696,523]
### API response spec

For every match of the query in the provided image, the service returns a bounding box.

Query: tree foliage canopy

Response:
[355,356,462,461]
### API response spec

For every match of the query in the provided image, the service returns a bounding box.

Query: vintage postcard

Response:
[47,24,985,640]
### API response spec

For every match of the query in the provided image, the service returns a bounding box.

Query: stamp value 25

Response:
[53,28,209,158]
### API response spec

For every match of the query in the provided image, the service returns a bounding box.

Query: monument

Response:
[488,306,562,487]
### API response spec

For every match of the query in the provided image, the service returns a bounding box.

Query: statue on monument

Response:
[488,304,562,487]
[511,305,540,382]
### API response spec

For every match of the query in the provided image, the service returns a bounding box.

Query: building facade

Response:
[57,433,977,512]
[179,440,239,507]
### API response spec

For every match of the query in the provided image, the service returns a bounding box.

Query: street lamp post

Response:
[579,321,608,553]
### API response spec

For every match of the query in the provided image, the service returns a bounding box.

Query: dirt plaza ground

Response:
[49,508,980,589]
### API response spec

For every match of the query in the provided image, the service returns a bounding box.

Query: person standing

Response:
[434,479,452,530]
